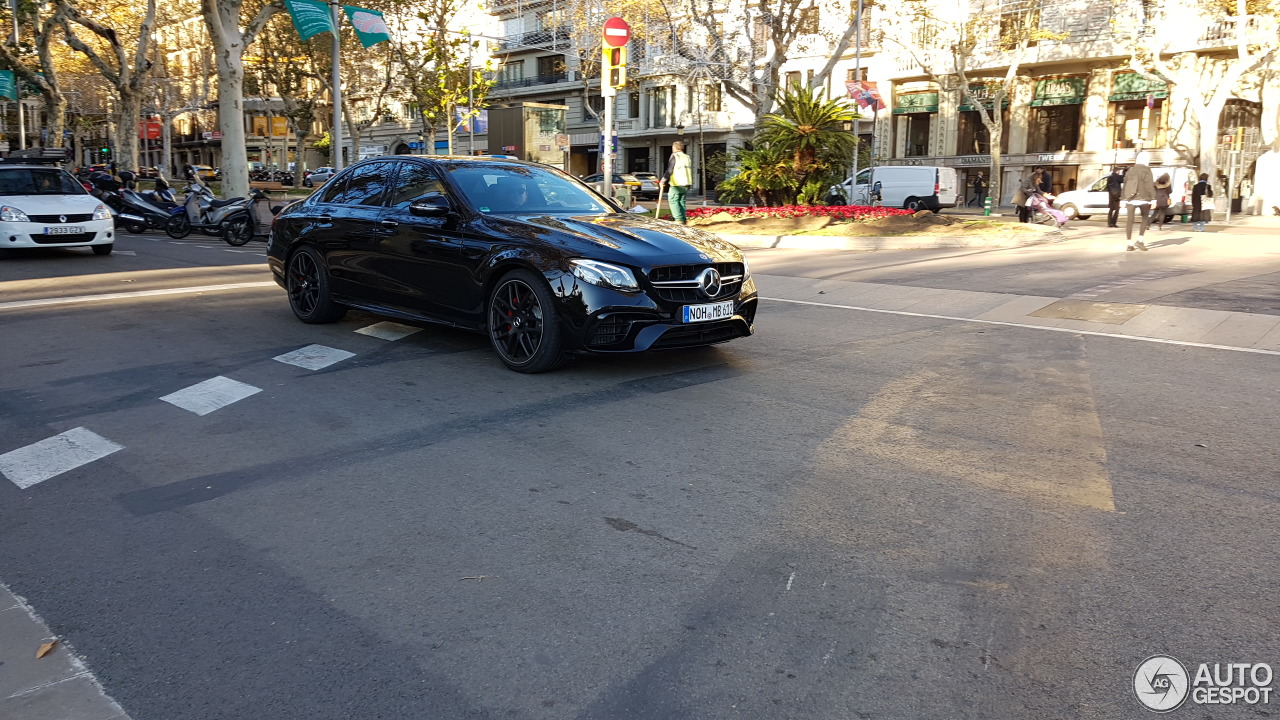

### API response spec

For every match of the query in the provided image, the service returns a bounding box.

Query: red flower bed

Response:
[687,205,915,221]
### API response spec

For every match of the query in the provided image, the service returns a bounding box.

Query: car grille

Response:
[647,263,745,303]
[28,214,93,224]
[651,319,747,349]
[30,232,97,244]
[588,312,651,348]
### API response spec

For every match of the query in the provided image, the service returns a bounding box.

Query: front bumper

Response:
[551,273,758,353]
[1,220,114,248]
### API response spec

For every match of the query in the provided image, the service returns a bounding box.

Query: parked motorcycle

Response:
[165,171,250,240]
[221,188,286,246]
[90,173,167,234]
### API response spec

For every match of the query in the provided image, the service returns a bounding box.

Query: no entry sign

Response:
[603,17,630,47]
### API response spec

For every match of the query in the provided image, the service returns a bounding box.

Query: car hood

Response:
[0,194,103,216]
[488,213,745,266]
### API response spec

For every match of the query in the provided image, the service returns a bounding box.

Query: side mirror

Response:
[409,196,450,217]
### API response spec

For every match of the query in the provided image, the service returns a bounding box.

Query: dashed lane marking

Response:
[355,321,422,341]
[0,282,278,311]
[159,376,263,416]
[273,344,356,370]
[0,428,124,489]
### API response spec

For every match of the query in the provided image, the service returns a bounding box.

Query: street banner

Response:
[0,71,16,101]
[343,5,391,47]
[846,80,882,112]
[284,0,336,41]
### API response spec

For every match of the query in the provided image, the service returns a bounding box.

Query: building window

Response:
[497,62,524,84]
[903,114,932,157]
[957,110,1010,155]
[1110,99,1164,149]
[847,67,867,83]
[584,96,604,122]
[653,88,669,127]
[537,55,562,79]
[1028,104,1081,152]
[797,7,819,34]
[704,84,722,113]
[629,92,641,119]
[998,0,1040,49]
[784,71,802,89]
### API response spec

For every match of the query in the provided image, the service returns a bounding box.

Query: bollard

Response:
[983,196,992,216]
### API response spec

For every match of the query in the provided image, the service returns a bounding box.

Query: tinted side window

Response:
[317,172,351,203]
[341,162,393,206]
[389,163,447,208]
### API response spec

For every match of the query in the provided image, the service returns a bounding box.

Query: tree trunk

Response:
[989,126,1003,206]
[42,93,67,149]
[1193,95,1228,181]
[161,113,173,177]
[114,91,142,172]
[213,47,249,197]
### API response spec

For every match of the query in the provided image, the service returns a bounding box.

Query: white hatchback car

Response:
[0,164,115,255]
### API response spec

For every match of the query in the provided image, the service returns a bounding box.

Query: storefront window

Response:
[957,110,1010,155]
[893,92,939,158]
[904,114,932,157]
[1028,104,1082,152]
[1111,99,1164,149]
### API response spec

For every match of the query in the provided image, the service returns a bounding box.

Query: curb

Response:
[711,230,1062,251]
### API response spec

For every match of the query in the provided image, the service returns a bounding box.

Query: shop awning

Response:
[1029,77,1087,107]
[1109,72,1169,102]
[892,92,939,114]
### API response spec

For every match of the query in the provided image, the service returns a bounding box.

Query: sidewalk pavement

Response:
[755,273,1280,355]
[1,583,130,720]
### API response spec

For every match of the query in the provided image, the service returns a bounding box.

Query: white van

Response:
[1055,165,1199,220]
[832,166,961,211]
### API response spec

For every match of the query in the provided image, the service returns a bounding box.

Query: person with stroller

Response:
[1022,169,1068,228]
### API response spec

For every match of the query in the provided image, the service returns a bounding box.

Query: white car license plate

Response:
[44,225,85,235]
[682,301,735,323]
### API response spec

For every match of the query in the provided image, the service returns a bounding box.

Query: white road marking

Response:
[0,282,277,311]
[763,297,1280,356]
[355,321,422,341]
[114,250,137,256]
[159,376,263,416]
[273,344,356,370]
[786,572,795,591]
[0,427,124,489]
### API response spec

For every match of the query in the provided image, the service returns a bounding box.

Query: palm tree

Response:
[757,85,859,201]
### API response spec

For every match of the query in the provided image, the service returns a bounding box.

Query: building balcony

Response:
[495,28,570,52]
[490,73,572,93]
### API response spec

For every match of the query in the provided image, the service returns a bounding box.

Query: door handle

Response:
[380,220,399,228]
[316,214,332,222]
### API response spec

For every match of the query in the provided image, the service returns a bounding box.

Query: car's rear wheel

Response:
[286,246,347,323]
[91,243,113,256]
[487,269,566,373]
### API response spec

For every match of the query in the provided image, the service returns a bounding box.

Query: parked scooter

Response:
[221,188,286,246]
[113,171,183,233]
[165,169,250,239]
[89,173,157,234]
[139,175,179,210]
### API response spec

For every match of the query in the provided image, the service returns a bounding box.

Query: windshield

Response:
[0,168,87,196]
[446,164,610,215]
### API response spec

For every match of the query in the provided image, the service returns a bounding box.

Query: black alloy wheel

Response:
[286,246,347,323]
[223,215,253,246]
[487,270,566,373]
[91,243,113,256]
[165,214,191,239]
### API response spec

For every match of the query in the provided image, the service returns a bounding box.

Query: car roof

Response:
[0,164,71,171]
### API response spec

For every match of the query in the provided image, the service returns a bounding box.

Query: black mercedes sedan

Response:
[267,156,757,372]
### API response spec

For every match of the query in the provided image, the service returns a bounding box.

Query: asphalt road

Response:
[1,231,1277,719]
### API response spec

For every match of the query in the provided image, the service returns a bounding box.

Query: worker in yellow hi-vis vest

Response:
[659,141,693,224]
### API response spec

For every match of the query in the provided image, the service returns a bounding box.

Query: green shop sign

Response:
[1109,72,1168,102]
[958,83,1008,112]
[1030,77,1087,107]
[892,92,939,114]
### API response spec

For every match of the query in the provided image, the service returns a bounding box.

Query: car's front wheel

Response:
[487,269,566,373]
[91,243,113,256]
[286,246,347,323]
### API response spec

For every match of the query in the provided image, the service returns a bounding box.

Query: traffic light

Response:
[603,45,627,89]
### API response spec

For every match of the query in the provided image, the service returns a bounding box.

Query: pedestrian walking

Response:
[1120,152,1156,251]
[1151,173,1172,230]
[1105,166,1125,227]
[658,141,693,225]
[1191,172,1214,232]
[1014,169,1035,223]
[969,172,987,207]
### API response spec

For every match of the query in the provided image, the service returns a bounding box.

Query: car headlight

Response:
[92,204,112,221]
[0,205,30,222]
[569,258,638,291]
[741,255,751,278]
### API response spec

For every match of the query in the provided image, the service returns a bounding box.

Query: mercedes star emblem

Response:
[697,268,722,298]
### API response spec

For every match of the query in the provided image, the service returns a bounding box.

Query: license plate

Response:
[682,301,735,323]
[44,225,85,235]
